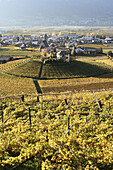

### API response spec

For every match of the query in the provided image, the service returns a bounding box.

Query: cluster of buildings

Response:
[0,32,113,63]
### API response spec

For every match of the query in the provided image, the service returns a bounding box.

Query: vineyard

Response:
[39,77,113,93]
[0,59,41,78]
[0,58,112,80]
[0,91,113,169]
[41,60,112,79]
[0,73,37,96]
[0,47,113,169]
[0,57,113,95]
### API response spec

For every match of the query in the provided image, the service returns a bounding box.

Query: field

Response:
[2,26,113,36]
[0,56,113,95]
[0,59,41,78]
[0,46,40,57]
[77,44,113,54]
[38,77,113,93]
[0,73,37,96]
[41,59,112,79]
[0,91,113,169]
[0,57,113,80]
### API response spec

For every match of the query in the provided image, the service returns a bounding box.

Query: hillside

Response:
[0,58,112,79]
[0,90,113,169]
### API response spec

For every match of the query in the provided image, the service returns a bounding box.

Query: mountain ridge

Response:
[0,0,113,27]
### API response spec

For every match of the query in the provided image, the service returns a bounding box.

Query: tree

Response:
[41,49,48,58]
[98,48,103,54]
[49,52,53,59]
[108,51,112,56]
[71,46,75,56]
[107,51,113,59]
[53,47,56,52]
[17,36,19,42]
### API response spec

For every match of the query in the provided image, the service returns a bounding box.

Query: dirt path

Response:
[33,79,42,93]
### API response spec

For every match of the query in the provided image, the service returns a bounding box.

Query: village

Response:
[0,31,113,63]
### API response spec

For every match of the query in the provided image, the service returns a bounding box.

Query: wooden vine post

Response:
[46,129,49,142]
[108,102,111,113]
[28,107,31,129]
[65,97,68,106]
[21,95,24,102]
[67,115,70,135]
[65,97,70,135]
[37,96,40,102]
[2,111,4,133]
[91,90,102,109]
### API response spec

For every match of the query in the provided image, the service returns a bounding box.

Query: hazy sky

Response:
[0,0,113,26]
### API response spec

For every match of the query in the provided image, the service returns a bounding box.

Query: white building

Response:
[57,51,70,63]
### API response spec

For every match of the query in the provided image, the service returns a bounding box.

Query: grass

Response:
[78,44,108,48]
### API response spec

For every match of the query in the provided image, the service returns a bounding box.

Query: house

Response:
[67,34,78,39]
[75,48,84,54]
[39,40,49,52]
[92,38,102,44]
[39,34,49,52]
[104,37,112,44]
[57,51,70,63]
[84,48,98,54]
[32,41,38,46]
[0,56,13,63]
[20,44,26,50]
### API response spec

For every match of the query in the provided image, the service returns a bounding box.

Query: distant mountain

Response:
[0,0,113,27]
